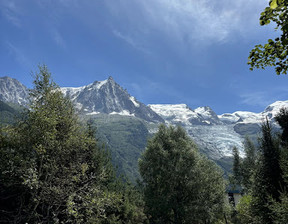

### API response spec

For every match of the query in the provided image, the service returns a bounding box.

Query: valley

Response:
[1,76,286,181]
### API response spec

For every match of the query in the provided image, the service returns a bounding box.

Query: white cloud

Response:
[0,0,22,27]
[50,28,66,48]
[240,91,272,107]
[112,30,150,54]
[6,41,31,68]
[107,0,269,50]
[240,87,288,108]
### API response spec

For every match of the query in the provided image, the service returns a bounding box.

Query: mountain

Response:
[1,75,288,180]
[0,76,29,106]
[149,101,288,159]
[148,104,243,159]
[0,100,21,126]
[61,76,164,123]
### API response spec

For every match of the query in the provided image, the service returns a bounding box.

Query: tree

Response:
[139,124,225,224]
[231,146,242,187]
[231,112,288,223]
[0,65,147,223]
[248,0,288,75]
[251,119,284,223]
[230,137,257,194]
[275,107,288,146]
[241,137,257,193]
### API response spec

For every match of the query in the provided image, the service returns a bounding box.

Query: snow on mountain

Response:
[219,111,262,124]
[61,76,164,123]
[262,100,288,120]
[0,76,29,106]
[2,75,288,160]
[149,101,288,158]
[149,104,243,158]
[219,101,288,125]
[194,106,222,125]
[148,104,199,125]
[148,104,221,126]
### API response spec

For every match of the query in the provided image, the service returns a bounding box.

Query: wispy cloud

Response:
[6,41,31,68]
[0,0,22,27]
[112,30,150,54]
[106,0,269,50]
[240,87,288,108]
[240,92,273,107]
[125,79,201,106]
[50,28,66,48]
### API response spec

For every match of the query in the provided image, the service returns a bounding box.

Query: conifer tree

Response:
[251,119,284,223]
[241,137,257,193]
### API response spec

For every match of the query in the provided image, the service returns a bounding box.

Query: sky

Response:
[1,0,288,115]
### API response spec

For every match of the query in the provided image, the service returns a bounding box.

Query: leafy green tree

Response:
[235,195,254,224]
[0,65,147,223]
[139,124,225,224]
[248,0,288,75]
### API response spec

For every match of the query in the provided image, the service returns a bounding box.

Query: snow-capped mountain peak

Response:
[148,104,221,126]
[61,77,164,123]
[2,75,288,160]
[148,104,198,125]
[0,76,29,106]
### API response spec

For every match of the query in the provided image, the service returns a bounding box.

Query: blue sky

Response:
[1,0,288,114]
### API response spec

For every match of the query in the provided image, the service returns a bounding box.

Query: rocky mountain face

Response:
[0,76,29,106]
[61,76,164,123]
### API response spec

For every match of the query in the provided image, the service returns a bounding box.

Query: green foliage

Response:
[231,147,242,186]
[235,195,254,224]
[270,191,288,223]
[139,124,226,224]
[0,65,146,223]
[248,0,288,75]
[275,107,288,146]
[241,137,257,192]
[230,137,257,194]
[231,114,288,223]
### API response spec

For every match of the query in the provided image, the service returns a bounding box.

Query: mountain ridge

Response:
[1,76,288,160]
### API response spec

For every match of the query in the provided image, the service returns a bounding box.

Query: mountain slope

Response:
[0,100,21,126]
[62,76,164,123]
[149,101,288,160]
[0,76,29,106]
[2,76,288,180]
[149,104,244,159]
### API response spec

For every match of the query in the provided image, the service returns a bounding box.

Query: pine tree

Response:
[241,137,257,193]
[231,146,242,187]
[251,119,284,223]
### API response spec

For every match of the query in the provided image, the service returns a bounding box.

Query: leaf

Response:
[270,0,278,9]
